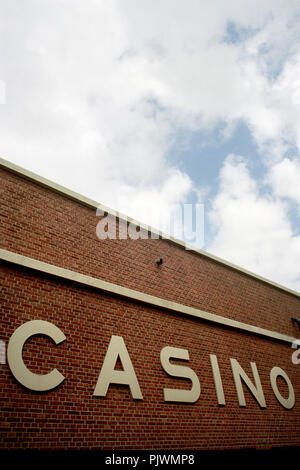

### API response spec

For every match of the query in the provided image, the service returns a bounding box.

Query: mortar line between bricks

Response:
[1,248,299,345]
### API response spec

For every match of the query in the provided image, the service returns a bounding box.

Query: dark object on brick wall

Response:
[291,317,300,331]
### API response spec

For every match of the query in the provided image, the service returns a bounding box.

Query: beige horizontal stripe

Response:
[1,157,299,299]
[1,248,299,345]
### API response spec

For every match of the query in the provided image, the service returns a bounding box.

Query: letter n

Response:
[230,358,266,408]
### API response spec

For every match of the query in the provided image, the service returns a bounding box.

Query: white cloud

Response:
[208,155,300,290]
[267,158,300,206]
[2,1,299,173]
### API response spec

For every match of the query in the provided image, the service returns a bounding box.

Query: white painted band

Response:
[1,248,299,345]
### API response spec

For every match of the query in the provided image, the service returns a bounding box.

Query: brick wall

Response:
[0,167,300,450]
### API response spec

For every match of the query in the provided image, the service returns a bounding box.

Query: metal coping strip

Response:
[1,248,299,345]
[1,157,299,299]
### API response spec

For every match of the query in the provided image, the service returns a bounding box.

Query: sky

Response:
[1,0,300,291]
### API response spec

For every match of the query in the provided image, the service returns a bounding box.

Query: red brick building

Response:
[1,157,299,451]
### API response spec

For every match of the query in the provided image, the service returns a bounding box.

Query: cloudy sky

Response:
[1,0,300,291]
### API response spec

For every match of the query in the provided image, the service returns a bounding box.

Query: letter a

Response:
[93,335,143,400]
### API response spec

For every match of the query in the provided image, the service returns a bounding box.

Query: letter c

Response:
[7,320,66,392]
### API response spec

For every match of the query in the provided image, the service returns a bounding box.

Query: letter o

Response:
[7,320,66,392]
[270,366,295,410]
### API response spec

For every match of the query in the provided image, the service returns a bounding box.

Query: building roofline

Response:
[1,156,299,298]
